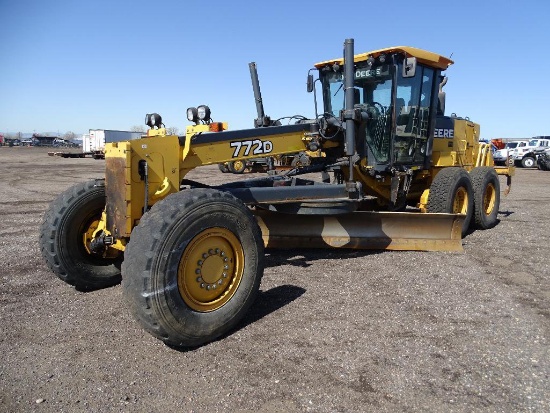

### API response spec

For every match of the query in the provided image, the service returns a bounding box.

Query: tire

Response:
[39,180,122,290]
[218,163,229,173]
[469,167,500,229]
[122,188,264,348]
[537,154,550,171]
[228,160,246,174]
[521,156,535,168]
[427,167,474,237]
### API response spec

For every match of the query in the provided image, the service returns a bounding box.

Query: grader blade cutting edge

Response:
[254,210,464,252]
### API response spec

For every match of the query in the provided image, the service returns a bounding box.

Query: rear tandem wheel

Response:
[470,166,500,229]
[122,188,264,348]
[426,167,474,237]
[228,160,247,174]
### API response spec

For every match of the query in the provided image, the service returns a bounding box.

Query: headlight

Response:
[145,113,162,128]
[197,105,211,121]
[187,107,198,123]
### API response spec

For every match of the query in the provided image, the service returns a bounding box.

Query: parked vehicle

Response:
[493,140,528,165]
[40,39,515,348]
[85,130,144,159]
[511,137,550,168]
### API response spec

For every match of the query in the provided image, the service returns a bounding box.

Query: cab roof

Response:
[314,46,454,71]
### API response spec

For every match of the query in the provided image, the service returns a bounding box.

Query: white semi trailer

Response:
[85,130,144,158]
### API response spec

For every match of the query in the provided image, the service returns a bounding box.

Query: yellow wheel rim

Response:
[178,227,244,312]
[233,160,245,171]
[81,215,119,258]
[453,187,469,214]
[82,217,100,255]
[483,183,496,215]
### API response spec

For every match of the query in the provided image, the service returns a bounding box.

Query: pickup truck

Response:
[493,140,529,165]
[511,137,550,168]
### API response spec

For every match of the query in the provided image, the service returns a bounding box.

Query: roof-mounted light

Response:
[145,113,163,129]
[197,105,211,122]
[187,107,198,124]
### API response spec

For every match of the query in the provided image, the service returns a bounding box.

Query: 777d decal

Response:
[230,139,273,158]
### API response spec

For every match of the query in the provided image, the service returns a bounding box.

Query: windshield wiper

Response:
[333,83,343,96]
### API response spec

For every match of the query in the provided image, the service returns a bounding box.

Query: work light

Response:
[197,105,211,122]
[187,107,198,123]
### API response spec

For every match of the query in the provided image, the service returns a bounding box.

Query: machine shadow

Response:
[263,248,384,269]
[239,284,306,328]
[498,210,514,218]
[170,284,306,352]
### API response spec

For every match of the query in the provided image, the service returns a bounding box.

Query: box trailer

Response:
[86,130,144,159]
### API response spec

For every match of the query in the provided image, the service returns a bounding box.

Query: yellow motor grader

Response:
[40,39,513,347]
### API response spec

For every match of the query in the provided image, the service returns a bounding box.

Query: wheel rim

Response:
[483,183,496,215]
[453,187,469,214]
[81,213,120,258]
[178,227,244,312]
[82,215,101,255]
[233,160,245,172]
[525,158,534,167]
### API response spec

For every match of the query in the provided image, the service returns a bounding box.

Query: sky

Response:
[1,0,549,139]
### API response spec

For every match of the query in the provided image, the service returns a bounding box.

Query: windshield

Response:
[506,142,518,149]
[320,58,435,166]
[323,64,392,116]
[321,62,393,163]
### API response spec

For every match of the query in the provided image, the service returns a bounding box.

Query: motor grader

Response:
[40,38,514,348]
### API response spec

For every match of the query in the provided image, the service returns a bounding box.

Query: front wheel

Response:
[427,168,474,237]
[521,156,536,168]
[470,167,500,229]
[39,180,122,290]
[122,189,264,348]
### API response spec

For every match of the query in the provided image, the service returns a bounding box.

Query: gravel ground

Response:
[0,147,548,412]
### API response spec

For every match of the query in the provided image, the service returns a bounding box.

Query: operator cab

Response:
[315,47,453,172]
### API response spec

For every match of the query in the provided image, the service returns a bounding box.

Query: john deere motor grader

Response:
[40,39,514,347]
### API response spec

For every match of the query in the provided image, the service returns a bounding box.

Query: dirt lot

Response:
[0,147,548,412]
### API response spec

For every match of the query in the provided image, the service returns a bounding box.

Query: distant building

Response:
[32,133,58,146]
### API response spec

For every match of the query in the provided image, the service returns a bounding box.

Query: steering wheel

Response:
[371,102,386,116]
[362,101,385,120]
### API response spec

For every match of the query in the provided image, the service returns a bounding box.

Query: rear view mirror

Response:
[307,74,314,93]
[403,57,417,78]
